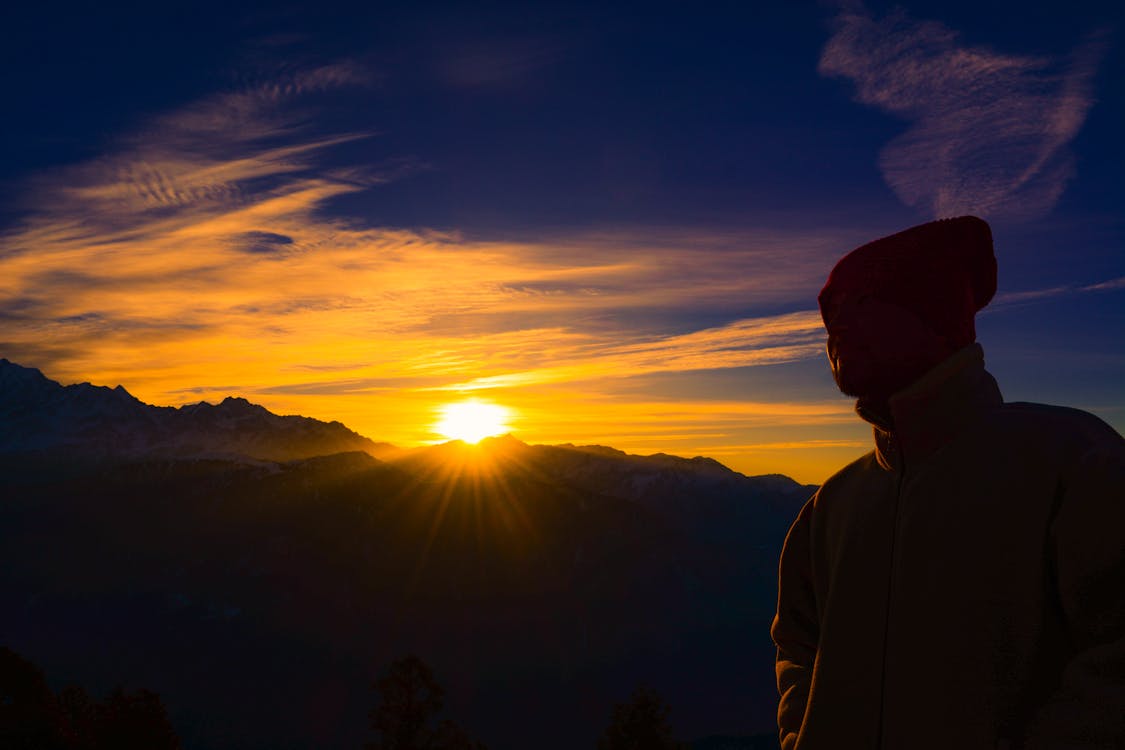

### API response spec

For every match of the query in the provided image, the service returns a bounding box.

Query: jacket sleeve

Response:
[771,497,819,750]
[1023,438,1125,749]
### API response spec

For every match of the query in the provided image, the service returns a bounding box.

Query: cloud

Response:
[1083,276,1125,292]
[434,310,826,391]
[438,36,565,89]
[989,274,1125,307]
[236,231,297,255]
[139,62,373,146]
[820,3,1105,220]
[699,439,870,452]
[5,75,375,262]
[0,63,862,481]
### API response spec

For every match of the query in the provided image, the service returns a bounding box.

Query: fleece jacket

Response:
[772,344,1125,750]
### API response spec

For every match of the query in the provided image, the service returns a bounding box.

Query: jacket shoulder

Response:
[996,402,1124,446]
[813,450,885,509]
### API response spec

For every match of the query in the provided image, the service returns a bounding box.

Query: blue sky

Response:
[1,0,1121,481]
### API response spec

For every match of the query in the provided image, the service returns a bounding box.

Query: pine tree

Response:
[0,646,68,750]
[598,685,686,750]
[56,686,97,750]
[95,687,181,750]
[365,655,486,750]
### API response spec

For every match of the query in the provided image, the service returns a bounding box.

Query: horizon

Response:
[1,0,1122,485]
[2,355,814,485]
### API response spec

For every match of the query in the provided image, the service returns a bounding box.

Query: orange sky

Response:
[3,53,1120,485]
[0,95,869,482]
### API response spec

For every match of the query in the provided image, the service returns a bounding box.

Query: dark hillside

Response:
[0,359,811,748]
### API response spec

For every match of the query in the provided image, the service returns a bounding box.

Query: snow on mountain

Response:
[0,358,395,461]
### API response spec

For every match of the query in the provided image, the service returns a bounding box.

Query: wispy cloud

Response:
[0,64,862,481]
[0,71,837,395]
[989,275,1125,307]
[435,311,825,391]
[437,35,566,89]
[820,2,1106,220]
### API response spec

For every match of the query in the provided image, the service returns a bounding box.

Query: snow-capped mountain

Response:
[0,358,395,461]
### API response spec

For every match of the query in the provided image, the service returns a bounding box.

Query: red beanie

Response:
[818,216,997,349]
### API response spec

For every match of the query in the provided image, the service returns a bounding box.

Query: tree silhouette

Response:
[366,655,485,750]
[56,686,97,750]
[0,647,180,750]
[95,687,180,750]
[432,719,487,750]
[598,686,686,750]
[0,646,68,749]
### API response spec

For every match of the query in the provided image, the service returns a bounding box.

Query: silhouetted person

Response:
[771,217,1125,749]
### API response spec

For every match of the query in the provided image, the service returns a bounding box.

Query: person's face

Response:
[822,294,952,400]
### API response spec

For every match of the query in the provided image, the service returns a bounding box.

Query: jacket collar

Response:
[857,343,1003,472]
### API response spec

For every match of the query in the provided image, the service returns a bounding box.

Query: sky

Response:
[1,0,1122,483]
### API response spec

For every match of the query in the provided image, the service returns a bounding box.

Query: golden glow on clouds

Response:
[434,400,512,444]
[0,65,868,482]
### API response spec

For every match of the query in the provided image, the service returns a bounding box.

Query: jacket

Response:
[771,344,1125,749]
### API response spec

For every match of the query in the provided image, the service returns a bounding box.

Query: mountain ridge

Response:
[1,356,814,748]
[0,358,396,462]
[0,358,812,495]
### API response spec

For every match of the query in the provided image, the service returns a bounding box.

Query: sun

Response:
[434,399,512,444]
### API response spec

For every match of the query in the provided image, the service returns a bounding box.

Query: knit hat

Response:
[818,216,997,349]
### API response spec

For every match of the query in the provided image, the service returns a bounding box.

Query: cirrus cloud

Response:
[820,2,1106,220]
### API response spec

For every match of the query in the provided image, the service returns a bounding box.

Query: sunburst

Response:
[433,399,511,443]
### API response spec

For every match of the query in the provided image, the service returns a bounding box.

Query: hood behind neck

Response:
[858,343,1003,472]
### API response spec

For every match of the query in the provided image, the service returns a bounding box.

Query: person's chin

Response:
[831,365,866,398]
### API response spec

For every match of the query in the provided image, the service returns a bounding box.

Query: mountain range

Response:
[0,358,394,461]
[0,358,814,749]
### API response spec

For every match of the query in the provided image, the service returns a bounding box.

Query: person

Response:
[771,216,1125,749]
